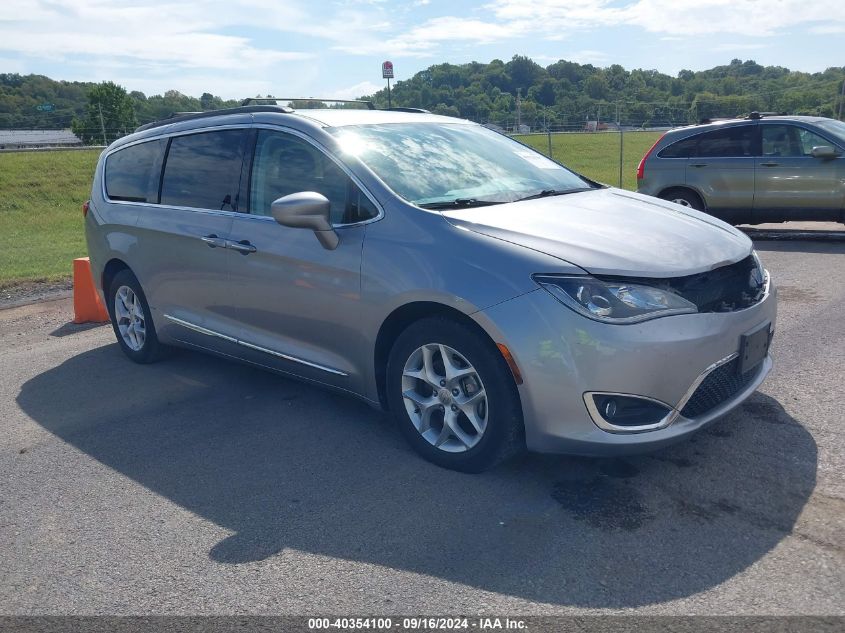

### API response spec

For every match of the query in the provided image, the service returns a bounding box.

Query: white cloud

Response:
[333,80,384,100]
[486,0,845,37]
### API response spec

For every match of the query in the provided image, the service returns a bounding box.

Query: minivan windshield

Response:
[329,123,594,208]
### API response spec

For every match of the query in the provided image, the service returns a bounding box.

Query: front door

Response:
[226,128,380,394]
[754,123,844,221]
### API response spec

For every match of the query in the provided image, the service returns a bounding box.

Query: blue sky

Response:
[0,0,842,100]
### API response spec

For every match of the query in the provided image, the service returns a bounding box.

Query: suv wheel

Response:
[659,188,704,211]
[386,317,524,472]
[107,269,167,364]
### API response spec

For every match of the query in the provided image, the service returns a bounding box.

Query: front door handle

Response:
[201,234,227,248]
[227,239,257,255]
[761,161,779,167]
[690,163,708,168]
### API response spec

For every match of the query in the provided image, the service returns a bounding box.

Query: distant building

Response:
[0,129,83,150]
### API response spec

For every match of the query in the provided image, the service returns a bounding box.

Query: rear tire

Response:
[386,317,525,473]
[107,269,167,364]
[659,188,705,211]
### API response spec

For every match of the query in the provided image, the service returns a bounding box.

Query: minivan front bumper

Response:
[472,282,777,455]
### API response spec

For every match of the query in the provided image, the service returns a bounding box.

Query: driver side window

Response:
[249,130,377,224]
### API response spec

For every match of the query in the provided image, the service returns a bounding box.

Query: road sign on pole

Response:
[382,61,394,109]
[36,103,55,112]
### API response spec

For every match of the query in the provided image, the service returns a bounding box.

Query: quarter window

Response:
[105,139,166,202]
[249,130,377,224]
[658,136,697,158]
[160,130,248,210]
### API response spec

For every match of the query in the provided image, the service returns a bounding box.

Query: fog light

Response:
[590,394,673,430]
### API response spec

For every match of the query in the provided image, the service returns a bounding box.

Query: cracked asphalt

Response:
[0,238,842,615]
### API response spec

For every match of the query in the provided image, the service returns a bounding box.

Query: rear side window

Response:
[105,139,166,202]
[696,125,755,157]
[658,125,756,159]
[658,136,697,158]
[160,130,247,210]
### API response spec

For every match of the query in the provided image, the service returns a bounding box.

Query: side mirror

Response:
[810,145,838,160]
[270,192,339,250]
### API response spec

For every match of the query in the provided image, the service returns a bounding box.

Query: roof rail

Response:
[241,97,376,110]
[382,107,431,113]
[134,104,293,133]
[746,111,788,120]
[699,116,737,125]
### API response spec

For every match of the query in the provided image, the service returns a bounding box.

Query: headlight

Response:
[533,274,697,323]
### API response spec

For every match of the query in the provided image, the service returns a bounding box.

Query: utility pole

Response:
[839,78,845,121]
[516,89,522,132]
[98,103,107,145]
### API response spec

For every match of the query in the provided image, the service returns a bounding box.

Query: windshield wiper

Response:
[418,198,504,210]
[513,187,594,203]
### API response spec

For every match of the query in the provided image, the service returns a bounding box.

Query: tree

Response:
[72,81,136,145]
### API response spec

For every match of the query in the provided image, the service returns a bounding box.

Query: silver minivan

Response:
[85,103,777,472]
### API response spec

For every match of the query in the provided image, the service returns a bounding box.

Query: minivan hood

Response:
[442,188,752,277]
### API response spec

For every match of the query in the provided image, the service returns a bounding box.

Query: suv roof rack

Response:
[746,111,788,120]
[135,104,293,133]
[241,97,376,110]
[699,116,737,125]
[383,107,430,113]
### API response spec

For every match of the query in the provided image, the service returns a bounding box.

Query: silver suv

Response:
[637,114,845,224]
[85,102,776,472]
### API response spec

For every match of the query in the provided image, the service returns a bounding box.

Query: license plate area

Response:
[739,322,771,374]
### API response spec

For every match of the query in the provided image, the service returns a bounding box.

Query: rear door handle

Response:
[761,162,779,167]
[201,234,227,248]
[690,163,707,168]
[227,239,257,255]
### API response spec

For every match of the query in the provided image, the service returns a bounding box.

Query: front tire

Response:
[386,317,524,472]
[107,269,167,364]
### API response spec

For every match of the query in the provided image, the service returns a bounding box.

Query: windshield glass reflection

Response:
[330,123,593,207]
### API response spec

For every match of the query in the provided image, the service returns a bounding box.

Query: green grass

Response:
[0,149,100,287]
[0,135,661,286]
[514,131,662,191]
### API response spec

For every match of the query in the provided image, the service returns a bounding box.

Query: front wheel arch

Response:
[373,301,522,412]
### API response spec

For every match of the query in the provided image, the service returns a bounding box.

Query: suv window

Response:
[160,130,248,211]
[105,139,166,202]
[696,125,755,158]
[249,130,378,224]
[762,124,832,157]
[658,136,697,158]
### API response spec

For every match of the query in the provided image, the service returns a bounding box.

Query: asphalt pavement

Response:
[0,239,843,615]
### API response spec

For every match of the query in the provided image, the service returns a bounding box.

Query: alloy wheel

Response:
[114,285,146,351]
[401,343,488,453]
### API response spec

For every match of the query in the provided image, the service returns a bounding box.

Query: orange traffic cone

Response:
[73,257,110,323]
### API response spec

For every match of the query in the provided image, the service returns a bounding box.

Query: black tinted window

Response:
[658,136,697,158]
[696,125,755,157]
[250,130,377,224]
[161,130,247,210]
[105,139,165,202]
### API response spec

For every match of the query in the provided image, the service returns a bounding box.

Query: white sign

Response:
[382,61,394,79]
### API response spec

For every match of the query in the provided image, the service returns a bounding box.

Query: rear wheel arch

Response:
[658,186,706,211]
[101,258,131,295]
